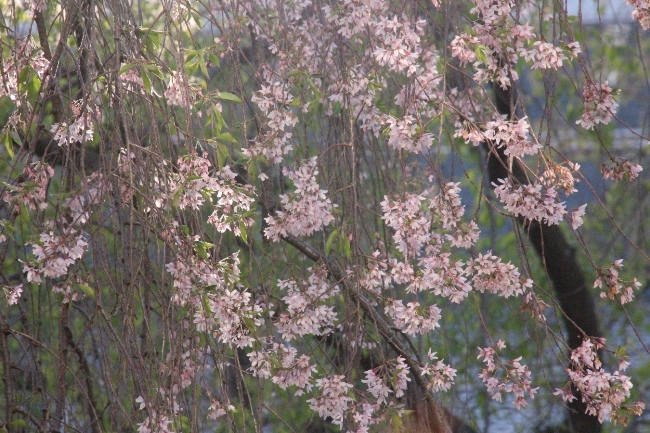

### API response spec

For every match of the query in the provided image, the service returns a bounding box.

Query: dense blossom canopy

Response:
[0,0,648,432]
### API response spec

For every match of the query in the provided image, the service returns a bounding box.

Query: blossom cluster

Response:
[371,16,425,76]
[50,100,99,146]
[275,264,339,340]
[3,284,23,305]
[63,172,105,226]
[50,115,95,146]
[484,116,541,158]
[576,81,618,130]
[0,37,49,102]
[23,227,88,284]
[381,193,431,257]
[120,68,146,95]
[248,72,298,163]
[207,399,234,420]
[165,243,261,347]
[541,162,580,195]
[358,251,390,295]
[2,161,54,211]
[170,154,255,236]
[384,299,441,335]
[450,0,580,89]
[593,259,642,304]
[362,369,393,404]
[307,375,355,427]
[383,115,433,153]
[478,341,539,409]
[556,339,645,424]
[326,66,382,134]
[601,157,643,181]
[248,343,317,395]
[394,49,443,118]
[493,178,567,225]
[361,356,411,407]
[521,41,575,70]
[164,72,200,107]
[427,183,479,248]
[136,412,174,433]
[420,350,457,392]
[157,326,208,408]
[414,249,472,302]
[264,158,336,241]
[628,0,650,29]
[471,251,533,298]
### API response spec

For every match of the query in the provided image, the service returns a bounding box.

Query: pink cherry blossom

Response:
[265,158,337,241]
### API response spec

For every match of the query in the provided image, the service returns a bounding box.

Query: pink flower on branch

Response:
[484,116,541,158]
[2,161,54,212]
[4,284,23,305]
[361,356,411,405]
[628,0,650,29]
[381,193,431,257]
[24,227,88,283]
[248,76,298,163]
[593,259,642,304]
[307,375,354,427]
[493,178,567,226]
[601,157,643,182]
[384,299,442,335]
[560,339,645,424]
[275,264,339,340]
[248,343,317,395]
[50,100,98,146]
[576,81,618,130]
[169,155,255,236]
[477,342,539,409]
[265,158,337,241]
[471,251,532,298]
[420,350,457,392]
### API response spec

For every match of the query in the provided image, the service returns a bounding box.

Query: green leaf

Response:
[243,316,256,333]
[18,66,29,84]
[78,283,96,299]
[391,414,402,433]
[143,63,164,79]
[145,29,161,51]
[185,57,199,77]
[216,92,242,103]
[474,44,488,64]
[3,131,14,159]
[10,420,27,429]
[195,242,208,260]
[118,63,135,76]
[212,105,225,134]
[342,233,351,259]
[216,142,229,168]
[325,229,338,255]
[141,70,152,95]
[216,132,237,143]
[198,54,209,79]
[208,53,221,68]
[290,96,303,108]
[238,221,248,243]
[287,69,306,78]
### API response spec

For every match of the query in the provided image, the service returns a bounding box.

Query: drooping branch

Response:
[487,83,603,433]
[280,233,454,433]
